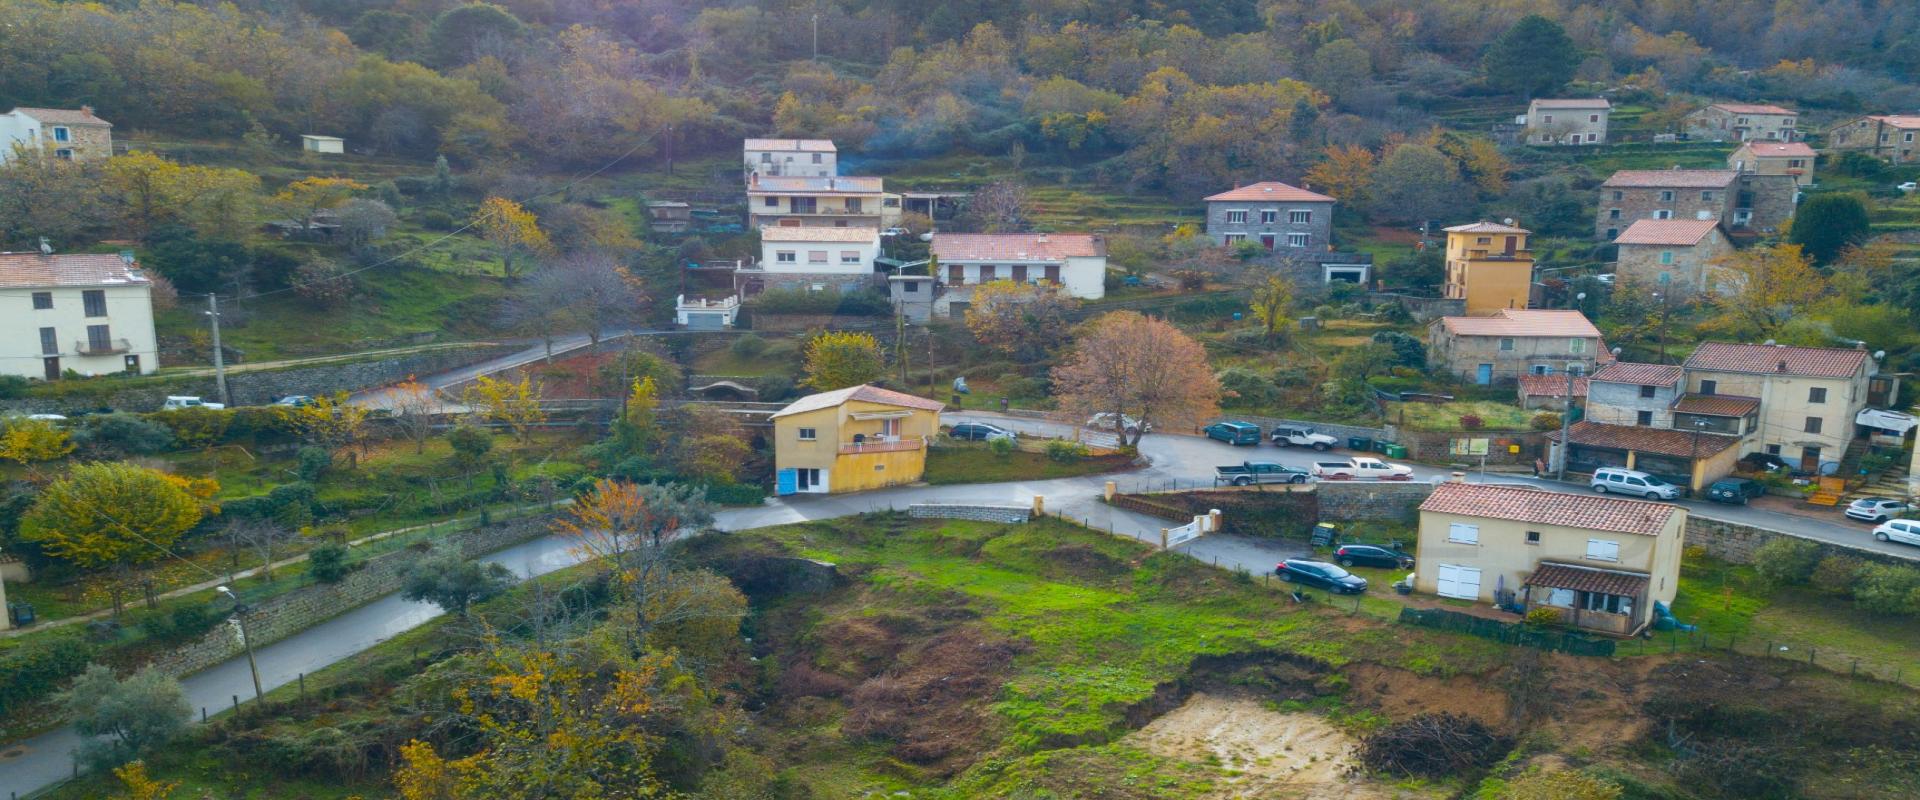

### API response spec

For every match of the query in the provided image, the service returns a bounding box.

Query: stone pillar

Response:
[1160,528,1170,550]
[1032,495,1045,516]
[1104,481,1117,501]
[1208,509,1223,532]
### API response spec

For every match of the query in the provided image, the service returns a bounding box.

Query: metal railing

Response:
[75,337,132,355]
[839,436,926,455]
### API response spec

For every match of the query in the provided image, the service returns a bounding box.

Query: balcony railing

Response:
[1463,249,1534,260]
[75,338,132,355]
[839,436,925,455]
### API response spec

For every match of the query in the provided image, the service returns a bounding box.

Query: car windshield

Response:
[1319,564,1352,578]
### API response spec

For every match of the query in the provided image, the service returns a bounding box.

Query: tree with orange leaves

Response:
[551,479,713,593]
[1051,311,1220,448]
[473,196,550,281]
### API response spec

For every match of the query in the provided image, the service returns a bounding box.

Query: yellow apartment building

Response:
[1442,221,1534,316]
[771,384,944,495]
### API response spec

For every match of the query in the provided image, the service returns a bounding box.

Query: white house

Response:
[930,233,1107,299]
[300,135,344,154]
[0,252,160,379]
[738,226,884,296]
[0,106,113,163]
[1523,99,1611,145]
[744,138,837,178]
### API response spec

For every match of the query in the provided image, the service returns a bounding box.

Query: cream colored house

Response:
[1681,343,1887,474]
[1823,115,1920,164]
[1684,103,1798,143]
[1416,482,1686,637]
[0,106,113,163]
[747,175,901,229]
[1426,309,1603,385]
[0,252,160,380]
[771,385,943,495]
[300,135,344,154]
[1523,99,1610,145]
[1728,141,1815,187]
[744,138,837,177]
[739,226,884,295]
[930,232,1109,302]
[1441,221,1534,315]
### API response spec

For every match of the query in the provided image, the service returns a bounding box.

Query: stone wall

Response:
[1365,292,1465,323]
[1684,516,1917,567]
[1396,429,1547,466]
[1113,481,1434,538]
[908,503,1032,524]
[1314,481,1437,522]
[146,515,556,680]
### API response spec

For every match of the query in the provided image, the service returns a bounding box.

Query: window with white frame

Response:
[1285,232,1309,247]
[797,427,817,441]
[808,250,828,263]
[1260,209,1278,223]
[840,251,861,264]
[1289,209,1312,224]
[1225,210,1248,224]
[1659,190,1675,202]
[1223,233,1246,243]
[1447,523,1480,544]
[52,127,70,142]
[1653,210,1673,219]
[776,250,796,263]
[1586,539,1621,562]
[1569,338,1586,354]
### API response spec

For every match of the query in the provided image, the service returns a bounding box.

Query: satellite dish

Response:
[1874,350,1886,360]
[1502,218,1515,226]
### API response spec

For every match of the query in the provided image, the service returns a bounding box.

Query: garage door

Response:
[684,312,725,331]
[1435,564,1482,600]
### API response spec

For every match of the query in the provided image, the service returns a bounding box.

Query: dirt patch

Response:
[841,627,1028,775]
[1127,692,1430,799]
[1345,663,1511,728]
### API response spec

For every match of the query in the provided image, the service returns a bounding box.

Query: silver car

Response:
[1845,497,1911,523]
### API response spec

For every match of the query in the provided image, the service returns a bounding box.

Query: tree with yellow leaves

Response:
[281,392,371,458]
[1247,272,1296,340]
[462,374,546,442]
[0,417,74,464]
[275,177,369,233]
[1707,243,1829,338]
[551,479,712,591]
[473,196,551,281]
[20,463,215,570]
[802,331,884,391]
[1303,144,1376,207]
[104,151,260,238]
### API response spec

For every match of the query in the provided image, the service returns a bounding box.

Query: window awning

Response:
[1856,408,1917,434]
[850,410,912,420]
[1524,562,1650,598]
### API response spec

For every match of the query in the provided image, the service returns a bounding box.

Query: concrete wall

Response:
[908,503,1032,523]
[1397,430,1547,466]
[1588,380,1680,428]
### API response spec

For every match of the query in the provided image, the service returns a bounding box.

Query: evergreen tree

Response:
[1788,193,1871,265]
[1483,16,1579,98]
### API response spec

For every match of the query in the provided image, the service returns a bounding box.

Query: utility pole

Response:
[1556,366,1575,482]
[811,7,820,61]
[207,294,229,406]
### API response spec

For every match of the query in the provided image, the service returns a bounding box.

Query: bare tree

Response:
[502,268,572,361]
[1051,311,1222,448]
[224,517,298,582]
[960,180,1033,233]
[551,251,645,349]
[389,378,440,454]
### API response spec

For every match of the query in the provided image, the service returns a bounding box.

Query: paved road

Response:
[348,328,652,412]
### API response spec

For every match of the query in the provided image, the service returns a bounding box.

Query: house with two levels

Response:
[1683,103,1798,143]
[1441,221,1534,315]
[0,252,160,380]
[1202,182,1335,249]
[1728,141,1817,187]
[747,175,901,230]
[1595,169,1796,240]
[1680,343,1891,474]
[771,384,943,495]
[1426,309,1605,385]
[1610,219,1734,295]
[0,107,113,164]
[1521,99,1611,145]
[736,226,883,296]
[744,138,838,177]
[1823,115,1920,164]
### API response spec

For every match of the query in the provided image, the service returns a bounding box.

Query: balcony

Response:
[1463,249,1534,260]
[839,436,925,455]
[75,338,132,355]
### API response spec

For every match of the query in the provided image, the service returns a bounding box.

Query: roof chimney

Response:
[80,105,93,116]
[37,237,52,255]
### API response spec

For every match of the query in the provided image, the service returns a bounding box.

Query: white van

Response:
[1590,467,1680,500]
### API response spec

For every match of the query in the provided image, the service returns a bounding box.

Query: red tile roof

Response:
[0,252,148,289]
[1671,393,1760,416]
[1436,309,1601,338]
[1738,142,1815,158]
[1531,98,1611,109]
[1683,342,1870,378]
[1419,482,1678,537]
[1602,169,1740,189]
[1518,375,1588,398]
[1708,103,1795,116]
[1525,562,1651,597]
[1865,115,1920,130]
[744,138,836,152]
[1590,362,1682,386]
[1546,420,1740,459]
[771,384,945,419]
[8,107,111,126]
[1611,219,1722,246]
[1444,221,1529,234]
[931,233,1104,262]
[1204,182,1335,203]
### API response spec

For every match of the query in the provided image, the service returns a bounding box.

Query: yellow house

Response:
[1442,222,1534,316]
[771,384,944,495]
[1415,482,1686,637]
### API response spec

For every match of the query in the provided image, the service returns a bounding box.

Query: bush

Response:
[729,334,768,359]
[1852,563,1920,616]
[1529,412,1562,431]
[296,446,331,482]
[447,425,494,466]
[1371,331,1426,367]
[1044,440,1089,463]
[1752,538,1822,587]
[1459,414,1484,430]
[0,631,95,713]
[1168,295,1247,323]
[74,413,175,455]
[418,209,455,230]
[155,407,231,448]
[1523,607,1561,627]
[139,604,219,645]
[1217,367,1280,408]
[1810,555,1869,595]
[0,374,29,399]
[987,436,1015,457]
[308,543,352,583]
[704,483,767,506]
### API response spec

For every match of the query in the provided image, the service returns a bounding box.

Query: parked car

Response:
[1845,497,1911,523]
[1589,467,1679,500]
[273,395,317,407]
[1740,452,1790,473]
[1273,559,1369,594]
[1872,518,1920,547]
[1311,457,1414,481]
[881,226,909,237]
[1087,412,1152,434]
[1202,421,1263,446]
[949,422,1016,442]
[162,395,225,411]
[1705,477,1765,505]
[1332,544,1414,569]
[1214,461,1311,486]
[1269,425,1339,451]
[1898,181,1918,194]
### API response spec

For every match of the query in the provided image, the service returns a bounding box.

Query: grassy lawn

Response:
[1387,400,1539,432]
[924,442,1135,484]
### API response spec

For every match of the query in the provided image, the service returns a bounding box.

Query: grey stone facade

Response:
[1205,200,1333,249]
[736,269,881,297]
[1588,378,1680,429]
[1615,230,1733,295]
[909,503,1033,523]
[1597,173,1797,240]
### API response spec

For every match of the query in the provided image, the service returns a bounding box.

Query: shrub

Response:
[1217,367,1280,408]
[1752,538,1822,587]
[74,413,175,455]
[296,446,331,482]
[1529,412,1562,431]
[1810,555,1869,596]
[987,436,1015,457]
[0,374,30,399]
[309,544,352,583]
[418,209,455,230]
[1371,331,1426,367]
[0,631,95,713]
[139,604,218,645]
[729,334,768,359]
[1523,607,1561,627]
[1044,440,1089,463]
[1852,563,1920,616]
[155,407,231,448]
[704,483,767,506]
[1459,414,1484,430]
[447,425,494,466]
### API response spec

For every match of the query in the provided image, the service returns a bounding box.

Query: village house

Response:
[1728,141,1817,187]
[737,226,883,296]
[1681,342,1895,474]
[1415,482,1686,637]
[1561,357,1748,493]
[1610,219,1733,295]
[1426,309,1605,385]
[931,231,1107,302]
[771,384,943,495]
[1521,99,1611,145]
[1584,362,1684,429]
[1517,374,1587,411]
[0,251,160,380]
[1595,169,1796,240]
[747,175,901,230]
[1822,115,1920,164]
[1441,221,1533,315]
[1202,182,1335,250]
[646,201,692,233]
[1683,103,1799,143]
[744,138,837,177]
[0,106,113,163]
[300,135,344,154]
[1548,419,1743,494]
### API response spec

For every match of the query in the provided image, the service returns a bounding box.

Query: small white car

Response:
[1846,497,1911,523]
[162,395,225,411]
[1590,467,1680,500]
[1086,413,1151,434]
[1872,518,1920,547]
[1897,181,1918,194]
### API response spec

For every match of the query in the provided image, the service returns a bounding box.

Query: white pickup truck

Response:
[1311,457,1415,481]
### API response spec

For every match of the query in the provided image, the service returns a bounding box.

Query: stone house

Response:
[1522,99,1611,145]
[1426,309,1605,385]
[1415,482,1685,637]
[1595,169,1796,240]
[1681,342,1891,474]
[1585,362,1684,429]
[0,251,160,380]
[0,106,113,163]
[1517,374,1587,411]
[1728,141,1816,187]
[1683,103,1799,143]
[1548,420,1743,493]
[1202,182,1335,250]
[744,138,837,177]
[1610,219,1733,295]
[1822,115,1920,164]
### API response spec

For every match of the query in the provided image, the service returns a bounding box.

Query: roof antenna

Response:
[37,237,52,255]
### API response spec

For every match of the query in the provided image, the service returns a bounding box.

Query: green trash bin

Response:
[1382,443,1408,459]
[1348,437,1372,451]
[1372,439,1392,455]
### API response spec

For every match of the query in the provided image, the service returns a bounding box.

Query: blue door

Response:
[776,469,798,496]
[1475,364,1493,385]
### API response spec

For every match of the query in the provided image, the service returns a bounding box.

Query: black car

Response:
[1274,559,1369,594]
[1332,544,1413,569]
[948,422,1016,441]
[1705,477,1765,505]
[1739,452,1790,473]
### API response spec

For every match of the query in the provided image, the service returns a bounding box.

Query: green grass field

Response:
[924,442,1135,484]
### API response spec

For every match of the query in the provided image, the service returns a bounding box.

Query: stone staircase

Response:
[1846,460,1913,503]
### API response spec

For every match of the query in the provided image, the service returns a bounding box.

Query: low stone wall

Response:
[1203,415,1395,445]
[1113,481,1435,539]
[1396,429,1547,466]
[1364,292,1464,323]
[1685,516,1917,566]
[908,503,1032,524]
[1315,481,1437,522]
[147,515,556,680]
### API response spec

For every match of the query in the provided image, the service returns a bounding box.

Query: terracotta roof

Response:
[771,384,944,419]
[1531,98,1611,109]
[1519,375,1587,398]
[931,233,1104,262]
[1863,115,1920,130]
[1602,169,1739,189]
[1204,181,1335,203]
[1525,562,1651,597]
[1737,142,1815,158]
[0,252,149,289]
[1708,103,1795,116]
[759,226,878,243]
[1671,393,1760,416]
[1444,221,1529,234]
[1419,482,1678,537]
[7,107,110,126]
[1590,362,1682,386]
[744,138,836,152]
[1683,342,1869,378]
[749,176,883,193]
[1612,219,1722,247]
[1437,309,1601,338]
[1546,420,1740,459]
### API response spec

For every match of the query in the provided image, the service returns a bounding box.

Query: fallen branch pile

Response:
[1359,713,1510,777]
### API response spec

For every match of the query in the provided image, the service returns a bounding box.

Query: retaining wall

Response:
[1315,481,1438,522]
[908,503,1032,524]
[1685,516,1917,566]
[1395,429,1547,467]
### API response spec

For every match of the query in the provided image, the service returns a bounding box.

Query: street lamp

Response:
[1688,417,1711,497]
[217,585,264,704]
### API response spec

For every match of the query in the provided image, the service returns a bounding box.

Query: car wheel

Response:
[1278,571,1294,582]
[1234,477,1253,486]
[1274,439,1289,447]
[1646,491,1661,500]
[1593,484,1608,494]
[1290,475,1307,484]
[1313,442,1330,451]
[1877,532,1892,542]
[1338,557,1355,567]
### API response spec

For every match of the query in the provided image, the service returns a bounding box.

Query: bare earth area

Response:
[1125,692,1438,800]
